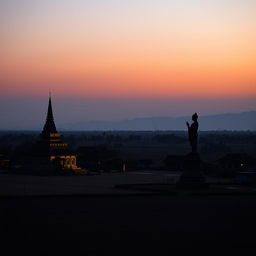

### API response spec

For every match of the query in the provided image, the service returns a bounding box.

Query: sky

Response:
[0,0,256,129]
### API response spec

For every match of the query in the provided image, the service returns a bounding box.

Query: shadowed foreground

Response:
[2,194,256,255]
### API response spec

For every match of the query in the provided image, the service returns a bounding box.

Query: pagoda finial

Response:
[41,93,57,136]
[47,94,54,121]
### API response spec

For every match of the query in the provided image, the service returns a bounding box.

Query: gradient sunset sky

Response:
[0,0,256,129]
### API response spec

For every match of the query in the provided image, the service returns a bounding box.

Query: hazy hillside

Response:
[60,111,256,131]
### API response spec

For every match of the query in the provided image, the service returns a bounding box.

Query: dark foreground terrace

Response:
[1,172,256,255]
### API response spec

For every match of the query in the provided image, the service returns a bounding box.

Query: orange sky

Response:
[1,0,256,99]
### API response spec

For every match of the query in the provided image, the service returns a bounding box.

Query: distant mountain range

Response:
[59,111,256,131]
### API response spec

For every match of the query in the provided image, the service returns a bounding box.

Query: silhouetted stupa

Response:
[32,94,83,174]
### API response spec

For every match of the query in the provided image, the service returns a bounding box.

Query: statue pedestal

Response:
[176,153,208,189]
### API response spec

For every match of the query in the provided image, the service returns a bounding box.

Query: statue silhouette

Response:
[186,113,199,153]
[177,113,208,188]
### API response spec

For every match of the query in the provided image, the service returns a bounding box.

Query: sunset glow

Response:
[1,1,256,127]
[1,0,256,97]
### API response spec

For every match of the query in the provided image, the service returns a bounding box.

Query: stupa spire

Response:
[41,93,57,135]
[47,92,54,120]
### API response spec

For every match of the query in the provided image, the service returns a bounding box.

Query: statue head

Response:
[192,112,198,121]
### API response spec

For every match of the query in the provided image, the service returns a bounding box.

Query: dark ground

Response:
[1,130,256,255]
[2,194,256,255]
